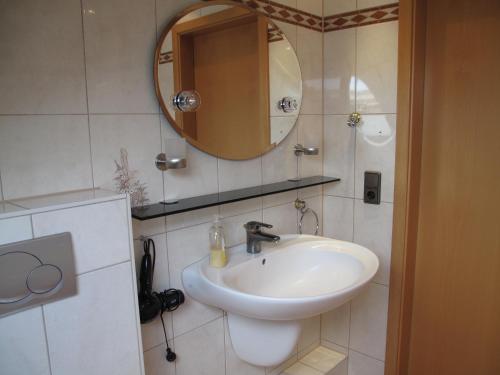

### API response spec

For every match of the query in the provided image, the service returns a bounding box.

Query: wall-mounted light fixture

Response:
[171,90,201,112]
[278,97,298,113]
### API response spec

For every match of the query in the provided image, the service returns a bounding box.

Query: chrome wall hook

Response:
[294,144,319,156]
[155,154,187,171]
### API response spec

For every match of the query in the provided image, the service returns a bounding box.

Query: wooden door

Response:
[172,8,270,159]
[387,1,500,374]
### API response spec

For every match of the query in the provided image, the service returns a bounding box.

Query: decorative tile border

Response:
[206,0,323,31]
[197,1,398,33]
[159,51,173,64]
[324,3,399,32]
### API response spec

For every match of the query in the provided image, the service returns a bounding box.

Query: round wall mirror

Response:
[154,0,302,160]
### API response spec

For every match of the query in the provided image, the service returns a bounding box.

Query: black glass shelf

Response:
[131,175,340,221]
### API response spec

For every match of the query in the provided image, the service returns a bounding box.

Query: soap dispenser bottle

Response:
[209,215,227,267]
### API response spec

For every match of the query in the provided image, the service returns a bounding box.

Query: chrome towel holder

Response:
[294,198,319,235]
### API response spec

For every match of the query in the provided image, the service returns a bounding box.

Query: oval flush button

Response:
[27,264,63,294]
[0,252,41,303]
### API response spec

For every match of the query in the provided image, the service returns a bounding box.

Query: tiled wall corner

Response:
[322,2,398,373]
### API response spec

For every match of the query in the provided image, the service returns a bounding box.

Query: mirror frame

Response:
[153,0,302,160]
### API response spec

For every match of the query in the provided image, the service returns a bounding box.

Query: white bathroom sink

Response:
[183,234,378,320]
[182,235,378,367]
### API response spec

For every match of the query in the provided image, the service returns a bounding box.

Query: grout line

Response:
[372,280,390,288]
[40,306,54,375]
[29,215,35,238]
[349,348,385,363]
[323,193,394,205]
[76,259,130,277]
[0,170,4,201]
[222,315,228,375]
[171,315,223,341]
[79,0,95,190]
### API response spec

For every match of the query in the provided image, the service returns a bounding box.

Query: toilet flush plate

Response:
[0,232,76,318]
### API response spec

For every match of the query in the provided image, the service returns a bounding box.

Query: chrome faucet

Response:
[243,221,280,254]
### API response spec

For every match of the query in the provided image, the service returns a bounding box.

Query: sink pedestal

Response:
[227,313,301,367]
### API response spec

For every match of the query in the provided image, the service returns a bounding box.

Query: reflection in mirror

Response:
[155,1,302,160]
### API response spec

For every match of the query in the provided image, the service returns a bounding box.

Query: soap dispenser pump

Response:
[209,215,227,267]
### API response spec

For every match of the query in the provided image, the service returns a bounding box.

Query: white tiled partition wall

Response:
[322,0,398,374]
[0,191,143,375]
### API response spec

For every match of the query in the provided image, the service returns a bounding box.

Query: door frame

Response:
[385,0,426,374]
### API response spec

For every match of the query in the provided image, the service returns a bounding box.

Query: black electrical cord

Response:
[143,238,183,362]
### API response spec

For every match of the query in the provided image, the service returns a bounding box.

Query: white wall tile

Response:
[166,206,219,232]
[263,202,298,235]
[167,223,222,336]
[0,201,24,216]
[133,217,167,239]
[218,157,262,192]
[356,21,398,114]
[354,200,393,285]
[163,144,219,201]
[298,315,321,353]
[262,126,298,184]
[0,0,87,114]
[330,358,348,375]
[354,114,396,203]
[175,318,225,375]
[297,0,323,16]
[44,262,142,375]
[298,115,323,178]
[263,191,298,208]
[32,199,130,274]
[324,0,357,15]
[321,340,348,355]
[271,0,297,9]
[323,196,354,241]
[0,307,51,375]
[267,353,298,375]
[143,342,176,375]
[82,0,158,113]
[298,185,322,199]
[297,28,323,115]
[274,20,297,50]
[349,283,389,361]
[90,114,164,204]
[357,0,393,9]
[321,302,350,347]
[324,29,356,115]
[348,350,385,375]
[224,317,265,375]
[0,215,32,245]
[155,0,200,35]
[0,116,93,199]
[220,198,263,218]
[323,115,355,197]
